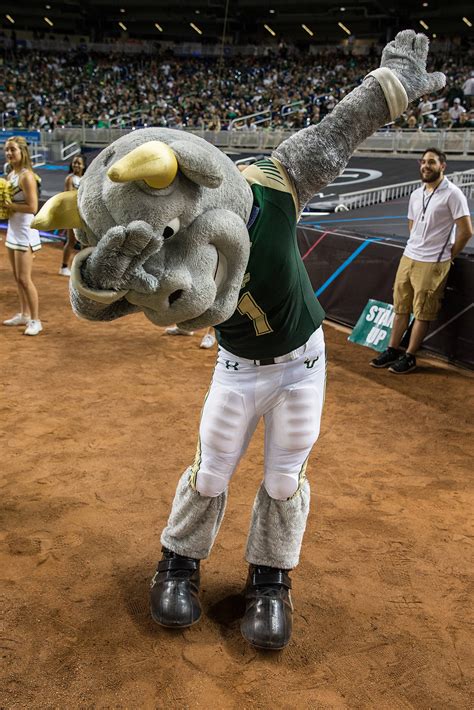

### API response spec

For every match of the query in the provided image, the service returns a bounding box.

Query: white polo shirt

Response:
[406,178,470,262]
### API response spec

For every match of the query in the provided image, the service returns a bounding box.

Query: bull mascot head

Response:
[33,129,253,330]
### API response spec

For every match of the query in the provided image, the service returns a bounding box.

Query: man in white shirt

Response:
[371,148,472,373]
[418,94,433,116]
[448,98,466,124]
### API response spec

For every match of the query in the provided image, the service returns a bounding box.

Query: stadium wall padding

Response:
[298,226,474,370]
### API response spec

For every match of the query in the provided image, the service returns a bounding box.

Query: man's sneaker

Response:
[24,319,43,336]
[165,326,194,336]
[3,313,30,326]
[389,353,417,374]
[241,565,293,650]
[370,347,403,368]
[200,333,216,349]
[58,267,71,276]
[150,548,202,628]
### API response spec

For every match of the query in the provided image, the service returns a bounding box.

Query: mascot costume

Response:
[34,32,444,650]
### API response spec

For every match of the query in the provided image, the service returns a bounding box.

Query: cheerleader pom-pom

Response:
[0,177,13,219]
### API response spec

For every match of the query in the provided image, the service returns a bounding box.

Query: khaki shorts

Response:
[393,255,451,321]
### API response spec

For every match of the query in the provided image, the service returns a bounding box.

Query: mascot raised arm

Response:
[34,32,444,650]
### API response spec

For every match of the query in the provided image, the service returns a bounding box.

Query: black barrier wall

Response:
[298,226,474,370]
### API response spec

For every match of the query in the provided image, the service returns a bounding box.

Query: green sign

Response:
[349,299,399,352]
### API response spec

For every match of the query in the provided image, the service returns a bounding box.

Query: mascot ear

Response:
[31,190,82,230]
[170,140,224,188]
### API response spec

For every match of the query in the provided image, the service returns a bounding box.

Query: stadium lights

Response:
[269,9,275,13]
[44,16,53,26]
[120,8,125,12]
[6,14,15,23]
[419,20,429,30]
[155,23,163,32]
[190,22,202,35]
[462,17,472,27]
[302,24,314,37]
[264,24,276,36]
[118,21,127,31]
[432,33,437,38]
[338,22,351,35]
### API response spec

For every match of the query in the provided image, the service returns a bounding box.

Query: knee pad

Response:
[194,469,229,498]
[270,385,322,451]
[263,470,300,501]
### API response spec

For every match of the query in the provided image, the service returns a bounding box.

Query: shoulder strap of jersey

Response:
[242,157,299,215]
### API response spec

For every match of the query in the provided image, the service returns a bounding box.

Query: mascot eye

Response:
[103,149,116,167]
[162,217,180,240]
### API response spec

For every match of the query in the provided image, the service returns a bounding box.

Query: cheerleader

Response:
[59,154,86,276]
[2,136,42,336]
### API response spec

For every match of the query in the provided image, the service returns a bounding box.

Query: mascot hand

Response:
[381,30,445,102]
[82,220,162,293]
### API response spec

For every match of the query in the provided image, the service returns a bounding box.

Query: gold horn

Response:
[31,191,82,230]
[107,141,178,189]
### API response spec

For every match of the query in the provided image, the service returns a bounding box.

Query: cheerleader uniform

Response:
[5,169,41,252]
[71,174,82,190]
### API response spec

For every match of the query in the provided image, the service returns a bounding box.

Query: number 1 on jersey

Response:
[237,292,273,336]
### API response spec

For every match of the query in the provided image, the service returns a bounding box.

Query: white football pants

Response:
[191,327,326,500]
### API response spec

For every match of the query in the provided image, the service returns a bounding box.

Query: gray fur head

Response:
[76,128,253,329]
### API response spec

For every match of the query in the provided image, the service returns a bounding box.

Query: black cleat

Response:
[370,347,403,368]
[241,565,293,650]
[150,548,202,628]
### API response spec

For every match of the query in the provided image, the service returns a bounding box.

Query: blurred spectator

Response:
[454,110,474,129]
[463,71,474,109]
[448,98,466,125]
[242,118,257,131]
[406,112,419,129]
[445,84,464,106]
[418,94,433,116]
[423,115,437,130]
[438,109,453,129]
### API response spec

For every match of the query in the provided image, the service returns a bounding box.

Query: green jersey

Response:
[215,158,325,359]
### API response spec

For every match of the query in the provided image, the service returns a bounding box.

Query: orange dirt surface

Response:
[1,241,473,709]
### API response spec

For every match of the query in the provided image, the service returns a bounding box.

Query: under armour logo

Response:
[225,360,239,371]
[304,357,319,369]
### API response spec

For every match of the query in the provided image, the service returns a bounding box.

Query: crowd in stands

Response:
[1,43,473,132]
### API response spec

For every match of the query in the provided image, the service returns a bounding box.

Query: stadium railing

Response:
[43,126,474,156]
[334,169,474,211]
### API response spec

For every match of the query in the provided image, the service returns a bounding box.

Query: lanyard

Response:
[421,180,442,221]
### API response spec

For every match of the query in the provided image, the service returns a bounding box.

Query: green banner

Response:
[349,299,400,352]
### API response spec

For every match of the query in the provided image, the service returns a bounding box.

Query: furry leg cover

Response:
[160,468,227,559]
[245,480,310,569]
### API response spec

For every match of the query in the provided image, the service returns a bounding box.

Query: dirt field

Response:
[1,241,473,710]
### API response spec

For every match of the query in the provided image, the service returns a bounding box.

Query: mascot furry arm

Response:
[33,31,444,330]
